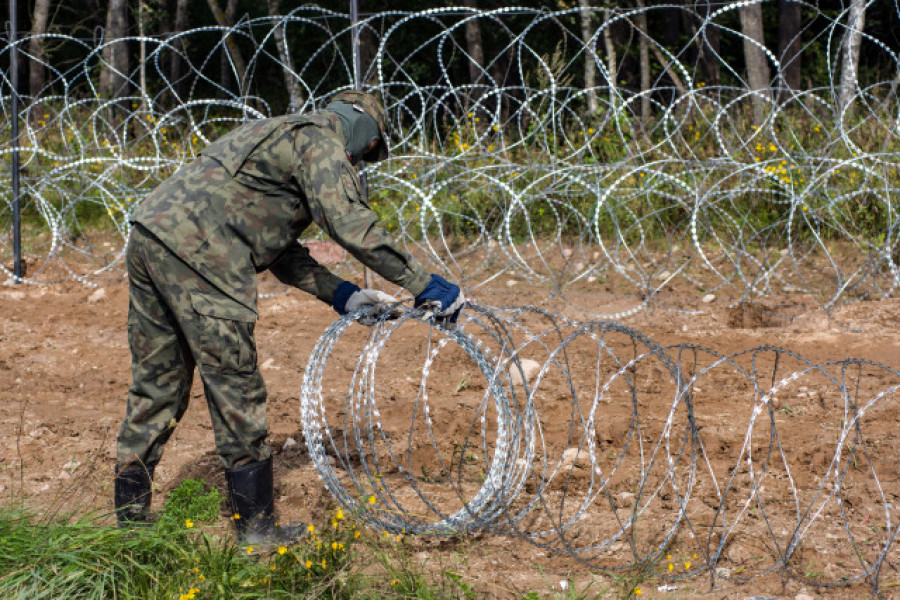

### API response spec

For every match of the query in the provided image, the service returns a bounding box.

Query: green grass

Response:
[0,477,357,599]
[0,479,498,599]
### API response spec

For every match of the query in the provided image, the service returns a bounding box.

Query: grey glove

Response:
[345,289,402,326]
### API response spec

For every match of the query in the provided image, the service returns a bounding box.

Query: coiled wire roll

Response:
[301,302,900,595]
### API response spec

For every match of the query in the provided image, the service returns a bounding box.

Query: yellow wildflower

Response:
[185,519,194,528]
[277,546,287,555]
[305,560,312,569]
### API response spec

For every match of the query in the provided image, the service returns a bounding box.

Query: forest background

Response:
[7,0,899,117]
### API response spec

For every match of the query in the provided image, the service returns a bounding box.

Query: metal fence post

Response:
[10,0,23,284]
[351,0,374,288]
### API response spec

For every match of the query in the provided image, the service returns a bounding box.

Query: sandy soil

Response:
[2,271,900,599]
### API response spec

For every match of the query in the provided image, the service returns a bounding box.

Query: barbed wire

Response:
[0,5,898,318]
[301,302,900,595]
[3,6,899,593]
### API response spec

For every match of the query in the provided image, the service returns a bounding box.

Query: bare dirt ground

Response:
[3,271,900,599]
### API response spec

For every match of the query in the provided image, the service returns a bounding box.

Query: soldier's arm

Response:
[296,132,430,297]
[268,241,344,304]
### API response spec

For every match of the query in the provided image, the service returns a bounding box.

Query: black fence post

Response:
[10,0,22,283]
[350,0,373,288]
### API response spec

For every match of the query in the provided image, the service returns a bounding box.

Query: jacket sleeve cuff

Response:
[331,280,361,313]
[405,269,432,298]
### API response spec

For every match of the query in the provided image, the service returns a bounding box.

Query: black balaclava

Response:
[325,101,382,165]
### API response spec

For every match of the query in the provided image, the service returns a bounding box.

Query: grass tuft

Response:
[0,478,493,599]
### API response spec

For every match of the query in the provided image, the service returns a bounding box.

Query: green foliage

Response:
[0,506,197,599]
[157,478,222,530]
[0,477,370,599]
[0,483,497,599]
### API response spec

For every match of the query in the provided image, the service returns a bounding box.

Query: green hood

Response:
[325,101,382,165]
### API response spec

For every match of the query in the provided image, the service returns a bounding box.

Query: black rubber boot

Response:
[225,457,304,546]
[114,464,154,527]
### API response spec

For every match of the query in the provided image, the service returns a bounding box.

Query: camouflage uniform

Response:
[118,109,430,471]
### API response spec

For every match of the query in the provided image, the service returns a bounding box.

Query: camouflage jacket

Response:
[132,112,430,316]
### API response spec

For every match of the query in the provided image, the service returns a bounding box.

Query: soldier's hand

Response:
[346,289,402,326]
[332,281,401,326]
[414,274,465,325]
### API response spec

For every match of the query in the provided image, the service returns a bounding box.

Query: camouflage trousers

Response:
[117,224,271,471]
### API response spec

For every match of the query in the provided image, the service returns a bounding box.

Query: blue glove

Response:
[332,280,361,314]
[414,274,465,323]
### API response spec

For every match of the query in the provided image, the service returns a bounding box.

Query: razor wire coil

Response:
[1,5,899,320]
[300,302,900,595]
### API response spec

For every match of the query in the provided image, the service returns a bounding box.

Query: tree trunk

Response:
[462,0,485,103]
[635,0,651,126]
[267,0,303,111]
[777,0,802,95]
[577,0,599,115]
[207,0,247,92]
[602,9,617,107]
[168,0,190,102]
[100,0,130,98]
[738,2,771,123]
[839,0,866,113]
[29,0,52,99]
[697,1,720,87]
[489,48,513,122]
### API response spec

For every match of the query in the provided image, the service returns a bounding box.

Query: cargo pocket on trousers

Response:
[190,290,258,375]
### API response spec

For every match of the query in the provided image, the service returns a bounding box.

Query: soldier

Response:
[114,90,464,545]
